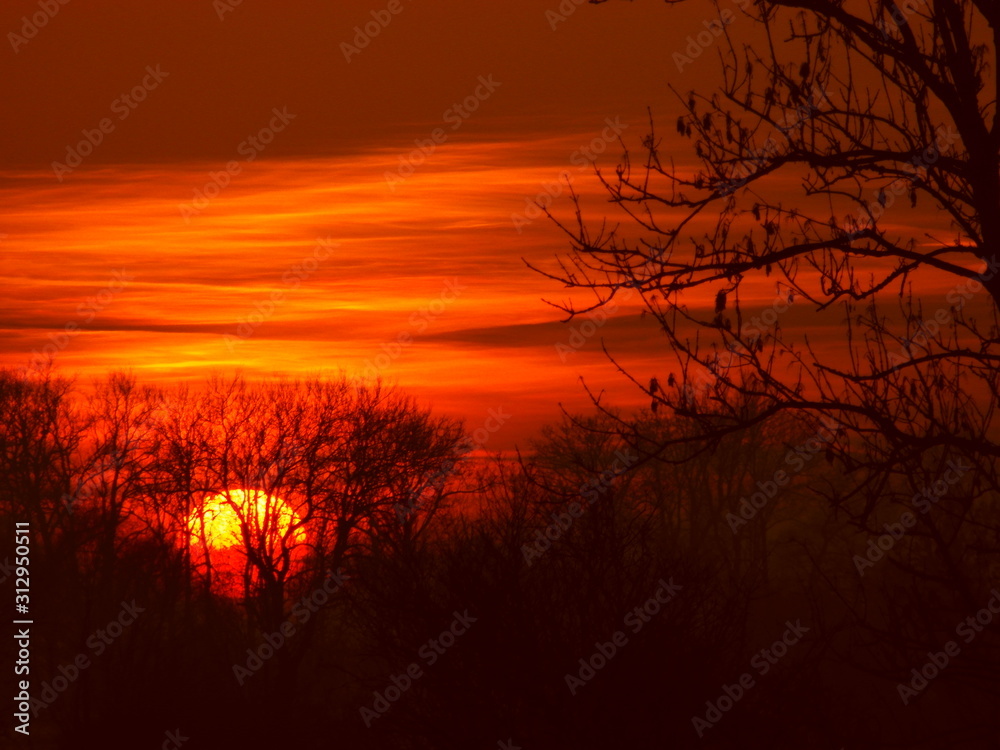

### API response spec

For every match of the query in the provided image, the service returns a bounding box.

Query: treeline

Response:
[0,370,997,749]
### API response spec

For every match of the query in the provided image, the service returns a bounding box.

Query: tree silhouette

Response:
[536,0,998,550]
[532,0,1000,742]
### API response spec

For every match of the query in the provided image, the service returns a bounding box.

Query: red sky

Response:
[0,0,983,448]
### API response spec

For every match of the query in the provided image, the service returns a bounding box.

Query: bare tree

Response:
[533,0,1000,736]
[535,0,998,549]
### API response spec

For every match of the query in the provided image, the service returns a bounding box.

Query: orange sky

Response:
[0,142,670,448]
[0,0,705,448]
[0,0,987,449]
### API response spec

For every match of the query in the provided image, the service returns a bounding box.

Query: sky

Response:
[0,0,981,448]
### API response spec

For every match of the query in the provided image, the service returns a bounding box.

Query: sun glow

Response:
[188,489,307,595]
[189,489,306,549]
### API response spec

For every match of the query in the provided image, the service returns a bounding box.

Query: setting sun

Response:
[4,0,998,745]
[187,489,307,596]
[188,489,306,551]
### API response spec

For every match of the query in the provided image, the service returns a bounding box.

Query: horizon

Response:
[3,1,998,747]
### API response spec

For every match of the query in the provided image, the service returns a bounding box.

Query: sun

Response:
[189,489,306,549]
[188,488,307,595]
